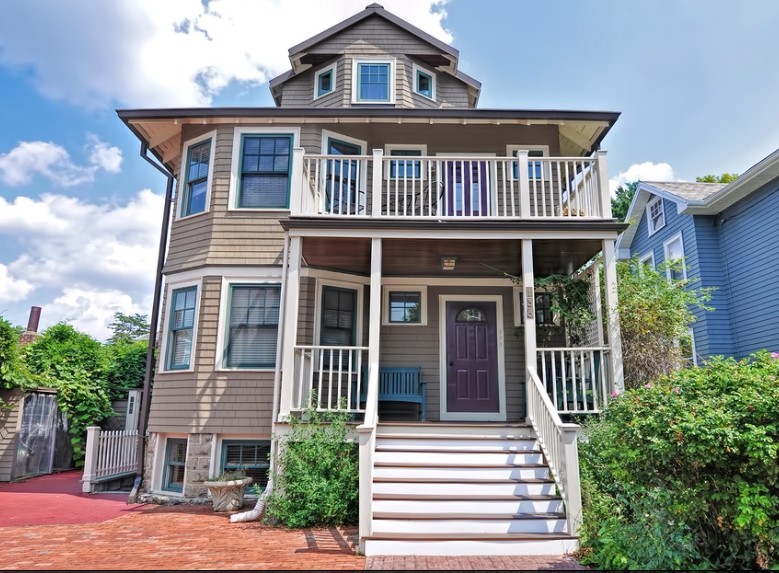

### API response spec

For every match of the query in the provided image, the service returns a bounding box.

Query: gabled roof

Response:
[616,146,779,257]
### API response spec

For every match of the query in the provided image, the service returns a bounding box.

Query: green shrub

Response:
[579,351,779,569]
[266,401,358,528]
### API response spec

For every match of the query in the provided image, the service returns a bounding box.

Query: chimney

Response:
[19,306,42,346]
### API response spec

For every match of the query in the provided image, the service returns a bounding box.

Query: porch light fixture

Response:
[441,256,457,271]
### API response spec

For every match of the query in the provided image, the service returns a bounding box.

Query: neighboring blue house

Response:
[616,147,779,363]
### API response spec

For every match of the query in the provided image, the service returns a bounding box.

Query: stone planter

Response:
[203,477,253,511]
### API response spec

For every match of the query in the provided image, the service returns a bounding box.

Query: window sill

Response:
[176,210,210,222]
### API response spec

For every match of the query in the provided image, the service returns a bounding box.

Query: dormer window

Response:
[413,64,435,100]
[314,63,336,99]
[353,59,395,103]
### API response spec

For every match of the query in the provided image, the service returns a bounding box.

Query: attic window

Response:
[647,197,665,235]
[314,63,336,99]
[413,64,435,100]
[353,59,395,103]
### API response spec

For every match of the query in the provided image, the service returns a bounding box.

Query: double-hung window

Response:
[515,290,557,327]
[507,145,548,180]
[237,135,292,209]
[181,139,211,217]
[224,285,281,368]
[648,197,665,235]
[163,438,187,493]
[320,286,357,346]
[389,149,422,179]
[353,60,394,103]
[167,286,197,370]
[664,233,686,282]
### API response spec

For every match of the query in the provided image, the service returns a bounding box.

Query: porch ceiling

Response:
[301,237,602,278]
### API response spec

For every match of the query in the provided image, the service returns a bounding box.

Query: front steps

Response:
[362,423,577,556]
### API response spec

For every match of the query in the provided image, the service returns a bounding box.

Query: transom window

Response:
[167,286,197,370]
[221,440,270,488]
[182,139,211,217]
[353,60,394,103]
[456,308,486,322]
[314,63,336,99]
[648,197,665,235]
[224,285,281,368]
[238,135,292,209]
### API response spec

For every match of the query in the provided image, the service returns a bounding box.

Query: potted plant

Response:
[203,470,253,512]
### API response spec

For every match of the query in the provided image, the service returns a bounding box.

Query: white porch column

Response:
[367,238,382,376]
[278,236,302,420]
[289,147,306,216]
[602,239,624,393]
[595,150,611,219]
[518,151,531,218]
[371,149,383,218]
[521,239,537,421]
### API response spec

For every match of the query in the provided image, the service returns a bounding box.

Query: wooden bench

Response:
[358,366,426,421]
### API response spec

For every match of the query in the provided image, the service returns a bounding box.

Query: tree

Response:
[611,181,638,221]
[107,312,150,345]
[696,173,738,184]
[617,258,712,388]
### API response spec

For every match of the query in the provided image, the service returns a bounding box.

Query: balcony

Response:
[291,150,611,220]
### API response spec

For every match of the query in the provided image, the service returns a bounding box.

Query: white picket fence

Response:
[81,426,139,493]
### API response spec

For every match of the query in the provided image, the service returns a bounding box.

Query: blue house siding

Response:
[717,178,779,357]
[692,216,733,358]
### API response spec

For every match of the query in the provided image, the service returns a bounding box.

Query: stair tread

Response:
[377,434,536,441]
[373,477,553,484]
[374,493,560,501]
[376,447,542,454]
[378,422,532,428]
[374,462,549,469]
[374,512,566,520]
[363,532,576,541]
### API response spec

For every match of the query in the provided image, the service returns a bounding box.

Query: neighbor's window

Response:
[224,285,281,368]
[648,197,665,235]
[163,438,187,493]
[315,64,335,98]
[166,286,197,370]
[181,139,211,217]
[221,440,270,488]
[237,135,292,209]
[664,233,686,282]
[354,60,393,103]
[414,67,435,99]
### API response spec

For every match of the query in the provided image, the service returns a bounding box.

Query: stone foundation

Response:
[184,433,215,498]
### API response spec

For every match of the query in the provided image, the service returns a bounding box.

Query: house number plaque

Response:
[525,287,534,320]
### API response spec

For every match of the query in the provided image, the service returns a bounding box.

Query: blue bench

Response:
[358,366,426,421]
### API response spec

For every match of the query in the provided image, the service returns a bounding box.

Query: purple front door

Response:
[444,160,490,216]
[445,301,499,413]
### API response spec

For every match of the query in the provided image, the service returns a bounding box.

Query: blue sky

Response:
[1,0,778,339]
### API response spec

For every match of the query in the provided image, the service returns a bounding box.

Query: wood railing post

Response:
[371,149,383,218]
[290,147,305,216]
[518,151,530,218]
[81,426,101,493]
[595,150,611,219]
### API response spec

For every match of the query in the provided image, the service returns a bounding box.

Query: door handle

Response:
[448,360,454,366]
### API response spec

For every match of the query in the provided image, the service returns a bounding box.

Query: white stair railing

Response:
[526,367,582,537]
[356,363,379,550]
[81,427,139,493]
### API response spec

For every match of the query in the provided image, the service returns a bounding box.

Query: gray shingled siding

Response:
[0,389,23,481]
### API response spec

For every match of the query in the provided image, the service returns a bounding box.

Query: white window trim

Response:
[638,251,655,273]
[228,126,301,212]
[313,62,337,100]
[506,144,550,181]
[313,277,365,347]
[412,63,436,101]
[382,285,428,326]
[216,276,284,372]
[663,232,687,281]
[178,130,216,221]
[647,196,666,236]
[439,294,506,422]
[212,433,272,486]
[158,278,203,373]
[351,58,396,104]
[152,433,190,496]
[384,144,428,181]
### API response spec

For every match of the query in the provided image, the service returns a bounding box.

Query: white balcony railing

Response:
[537,347,611,414]
[295,150,610,220]
[292,345,368,412]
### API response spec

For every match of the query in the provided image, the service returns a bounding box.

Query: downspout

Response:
[230,233,289,523]
[128,143,175,503]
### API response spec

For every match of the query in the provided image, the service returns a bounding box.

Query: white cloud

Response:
[609,161,676,195]
[0,137,122,187]
[0,0,451,108]
[0,264,34,304]
[0,190,162,340]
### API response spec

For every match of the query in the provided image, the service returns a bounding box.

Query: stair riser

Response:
[363,538,578,556]
[373,499,562,514]
[374,451,544,465]
[374,466,550,481]
[372,518,568,535]
[377,438,538,452]
[373,481,557,497]
[377,425,535,439]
